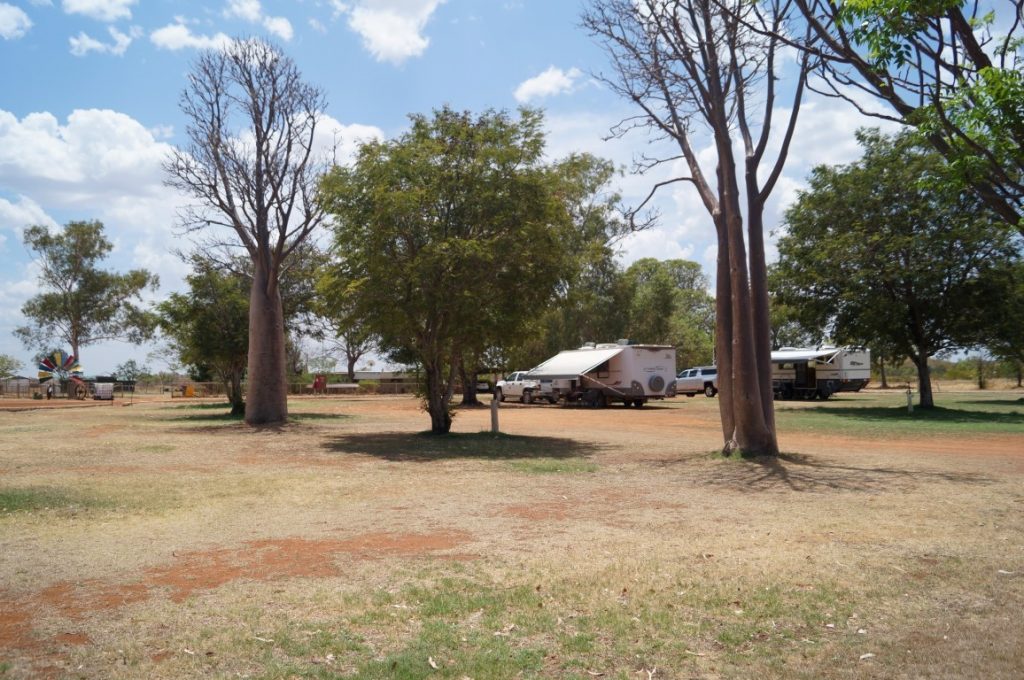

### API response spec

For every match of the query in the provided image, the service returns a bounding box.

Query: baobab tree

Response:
[583,0,813,456]
[165,38,327,425]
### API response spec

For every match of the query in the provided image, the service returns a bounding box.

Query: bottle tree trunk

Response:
[718,145,778,457]
[245,260,289,425]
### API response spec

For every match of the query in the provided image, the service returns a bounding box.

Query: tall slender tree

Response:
[15,220,158,365]
[584,0,812,455]
[165,38,327,425]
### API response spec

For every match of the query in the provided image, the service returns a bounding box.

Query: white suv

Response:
[675,366,719,397]
[495,371,544,404]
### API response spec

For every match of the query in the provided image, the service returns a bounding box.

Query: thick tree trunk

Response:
[719,152,777,457]
[228,369,244,416]
[912,355,934,409]
[878,354,889,389]
[459,362,480,406]
[245,260,289,425]
[424,360,454,433]
[976,357,986,390]
[346,354,357,383]
[714,213,736,443]
[745,201,778,450]
[1016,362,1022,388]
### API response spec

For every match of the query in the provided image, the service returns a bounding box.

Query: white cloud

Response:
[262,15,293,41]
[309,17,326,33]
[315,115,385,164]
[224,0,261,22]
[30,0,53,6]
[62,0,135,22]
[0,3,31,39]
[338,0,444,65]
[69,25,138,56]
[150,22,232,51]
[0,195,57,236]
[514,66,583,103]
[223,0,293,42]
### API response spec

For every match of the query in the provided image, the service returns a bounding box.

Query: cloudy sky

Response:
[0,0,882,376]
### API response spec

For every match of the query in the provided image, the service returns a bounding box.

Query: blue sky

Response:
[0,0,881,376]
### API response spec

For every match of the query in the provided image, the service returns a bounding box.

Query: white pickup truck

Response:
[494,371,555,404]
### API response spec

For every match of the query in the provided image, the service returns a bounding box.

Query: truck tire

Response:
[495,388,504,402]
[704,384,717,398]
[634,399,645,408]
[522,389,532,404]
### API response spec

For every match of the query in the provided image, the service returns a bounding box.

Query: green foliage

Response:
[774,130,1019,405]
[14,220,159,363]
[113,359,149,381]
[158,257,249,414]
[0,354,20,378]
[320,107,573,432]
[821,0,1024,229]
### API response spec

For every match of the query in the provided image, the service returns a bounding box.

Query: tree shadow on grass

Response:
[802,405,1024,426]
[163,411,352,423]
[957,398,1024,407]
[323,431,603,462]
[681,452,994,494]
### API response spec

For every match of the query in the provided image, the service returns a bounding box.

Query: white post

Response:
[490,393,500,433]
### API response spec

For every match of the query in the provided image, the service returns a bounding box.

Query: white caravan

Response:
[527,341,676,407]
[770,347,871,399]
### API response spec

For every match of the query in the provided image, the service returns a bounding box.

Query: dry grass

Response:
[0,392,1021,679]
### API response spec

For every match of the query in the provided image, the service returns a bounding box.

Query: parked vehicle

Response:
[675,366,719,397]
[771,346,870,400]
[494,371,552,404]
[526,341,676,407]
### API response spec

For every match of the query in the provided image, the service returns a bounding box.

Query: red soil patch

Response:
[0,599,35,649]
[505,501,571,521]
[7,530,473,658]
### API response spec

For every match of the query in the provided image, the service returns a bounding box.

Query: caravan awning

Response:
[771,348,840,363]
[528,347,624,379]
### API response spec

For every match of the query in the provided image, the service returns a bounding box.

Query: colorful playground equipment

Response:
[37,350,89,399]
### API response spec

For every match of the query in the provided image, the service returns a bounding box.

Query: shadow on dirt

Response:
[684,452,994,494]
[163,410,352,423]
[800,405,1024,425]
[324,431,603,462]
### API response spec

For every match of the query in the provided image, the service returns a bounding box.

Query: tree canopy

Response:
[14,220,158,366]
[792,0,1024,231]
[774,130,1019,407]
[158,257,250,415]
[320,106,573,433]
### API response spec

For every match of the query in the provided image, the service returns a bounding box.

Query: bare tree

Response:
[583,0,812,456]
[165,38,327,425]
[786,0,1024,230]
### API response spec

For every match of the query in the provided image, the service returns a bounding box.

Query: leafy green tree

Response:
[14,220,158,366]
[775,130,1018,408]
[320,107,571,433]
[622,258,715,369]
[506,154,633,370]
[0,354,21,378]
[158,258,250,415]
[984,261,1024,387]
[114,360,149,382]
[166,38,327,425]
[792,0,1024,231]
